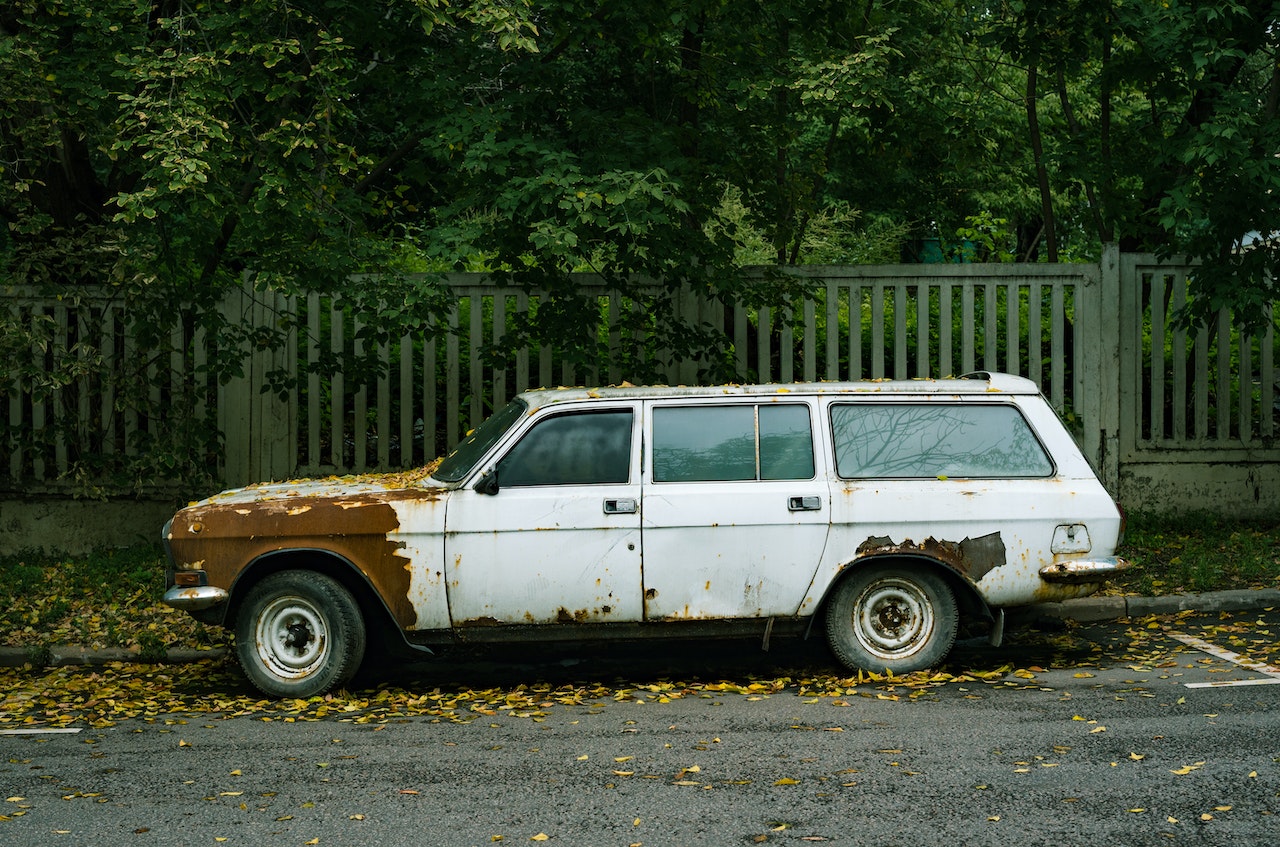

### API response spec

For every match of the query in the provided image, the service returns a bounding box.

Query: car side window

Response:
[497,410,633,487]
[653,404,815,482]
[829,403,1053,478]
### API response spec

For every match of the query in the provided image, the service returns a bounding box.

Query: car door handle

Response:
[603,498,638,514]
[788,496,822,512]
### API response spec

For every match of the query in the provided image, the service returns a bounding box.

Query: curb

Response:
[2,590,1279,670]
[0,645,228,669]
[1026,588,1280,624]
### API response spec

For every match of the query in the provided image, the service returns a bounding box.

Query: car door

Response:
[443,403,644,626]
[640,398,831,620]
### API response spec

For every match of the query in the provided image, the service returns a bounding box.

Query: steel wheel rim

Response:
[254,595,328,679]
[853,577,934,660]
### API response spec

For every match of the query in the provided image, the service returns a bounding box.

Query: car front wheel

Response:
[234,570,366,698]
[825,564,958,674]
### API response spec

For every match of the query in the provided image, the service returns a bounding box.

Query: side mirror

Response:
[474,470,500,496]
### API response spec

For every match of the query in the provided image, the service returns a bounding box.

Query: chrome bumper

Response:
[1039,557,1130,584]
[163,585,229,611]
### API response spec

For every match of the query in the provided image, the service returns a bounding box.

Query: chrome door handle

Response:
[603,498,638,514]
[788,495,822,512]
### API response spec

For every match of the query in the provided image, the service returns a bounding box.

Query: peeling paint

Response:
[856,532,1007,581]
[168,481,448,630]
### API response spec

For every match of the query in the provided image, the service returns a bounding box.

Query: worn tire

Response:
[825,564,958,674]
[234,570,366,698]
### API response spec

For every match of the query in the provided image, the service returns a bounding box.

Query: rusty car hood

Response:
[166,472,450,628]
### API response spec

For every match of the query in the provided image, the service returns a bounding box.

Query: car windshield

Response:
[432,398,528,483]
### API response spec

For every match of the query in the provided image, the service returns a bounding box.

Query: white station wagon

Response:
[164,372,1127,697]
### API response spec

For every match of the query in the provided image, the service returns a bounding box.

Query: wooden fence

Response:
[4,247,1278,516]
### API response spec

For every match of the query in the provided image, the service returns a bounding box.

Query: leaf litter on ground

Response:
[2,608,1275,730]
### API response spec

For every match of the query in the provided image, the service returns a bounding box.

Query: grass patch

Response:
[1113,512,1280,596]
[1,515,1276,654]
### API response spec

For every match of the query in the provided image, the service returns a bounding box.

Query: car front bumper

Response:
[162,585,229,611]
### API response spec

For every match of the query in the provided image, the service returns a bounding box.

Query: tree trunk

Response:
[1025,63,1058,262]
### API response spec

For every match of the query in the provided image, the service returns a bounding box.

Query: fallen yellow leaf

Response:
[531,834,549,842]
[774,778,799,786]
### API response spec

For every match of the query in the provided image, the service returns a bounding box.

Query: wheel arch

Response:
[817,552,994,627]
[225,548,416,658]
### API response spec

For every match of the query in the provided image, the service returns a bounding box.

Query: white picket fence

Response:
[5,248,1278,513]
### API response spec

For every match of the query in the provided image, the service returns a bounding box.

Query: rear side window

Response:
[830,403,1053,478]
[653,404,815,482]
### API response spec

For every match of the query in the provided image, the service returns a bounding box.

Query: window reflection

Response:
[830,403,1052,478]
[498,410,633,487]
[760,405,815,480]
[653,404,815,482]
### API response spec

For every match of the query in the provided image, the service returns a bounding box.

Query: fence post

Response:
[1093,243,1123,494]
[218,273,297,487]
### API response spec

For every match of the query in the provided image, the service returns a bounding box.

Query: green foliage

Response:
[3,0,1280,491]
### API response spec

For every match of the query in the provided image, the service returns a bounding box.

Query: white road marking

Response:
[0,728,83,735]
[1167,631,1280,689]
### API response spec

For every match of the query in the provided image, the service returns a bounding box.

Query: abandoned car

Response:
[163,372,1127,697]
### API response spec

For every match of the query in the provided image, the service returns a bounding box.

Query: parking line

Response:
[1167,631,1280,689]
[0,728,83,735]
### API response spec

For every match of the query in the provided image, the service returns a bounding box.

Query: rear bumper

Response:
[1039,557,1130,584]
[163,585,229,611]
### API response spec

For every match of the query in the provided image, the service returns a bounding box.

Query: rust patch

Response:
[855,532,1007,581]
[169,487,443,628]
[459,616,504,627]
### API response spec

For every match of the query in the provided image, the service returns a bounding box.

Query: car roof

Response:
[516,371,1043,408]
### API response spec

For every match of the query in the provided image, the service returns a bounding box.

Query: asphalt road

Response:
[3,611,1279,846]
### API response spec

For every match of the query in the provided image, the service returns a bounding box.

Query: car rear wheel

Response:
[234,570,366,698]
[825,564,958,674]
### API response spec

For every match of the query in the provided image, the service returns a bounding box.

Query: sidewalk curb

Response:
[1024,588,1280,624]
[0,645,228,669]
[2,590,1279,670]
